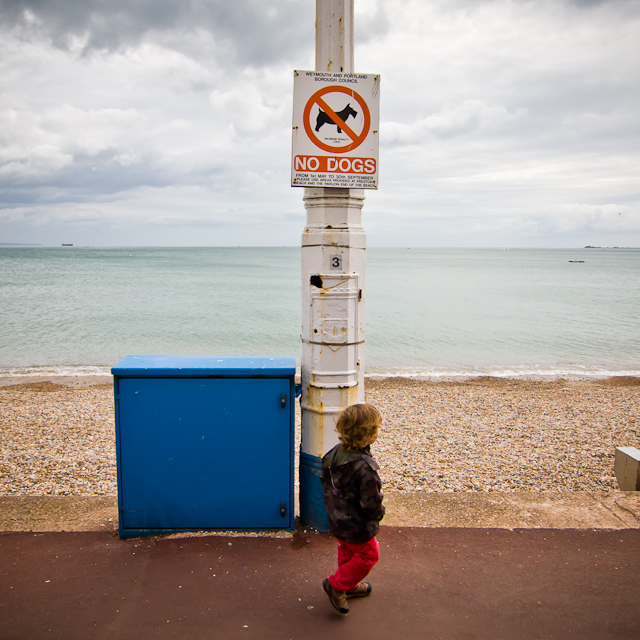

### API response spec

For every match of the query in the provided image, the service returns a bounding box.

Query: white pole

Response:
[299,0,366,530]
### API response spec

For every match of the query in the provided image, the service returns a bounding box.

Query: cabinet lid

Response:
[112,355,296,377]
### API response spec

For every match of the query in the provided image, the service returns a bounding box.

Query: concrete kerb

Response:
[1,491,639,534]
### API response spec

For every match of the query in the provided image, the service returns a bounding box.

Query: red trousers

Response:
[328,537,380,592]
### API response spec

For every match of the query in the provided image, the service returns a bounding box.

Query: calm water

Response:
[1,246,638,377]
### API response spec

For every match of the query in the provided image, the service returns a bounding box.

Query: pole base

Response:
[299,452,330,532]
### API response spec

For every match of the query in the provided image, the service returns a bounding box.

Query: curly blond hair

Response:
[335,403,382,450]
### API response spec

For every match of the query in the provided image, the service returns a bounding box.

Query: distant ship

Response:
[61,243,73,247]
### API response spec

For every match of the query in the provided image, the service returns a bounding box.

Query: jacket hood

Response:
[323,444,378,471]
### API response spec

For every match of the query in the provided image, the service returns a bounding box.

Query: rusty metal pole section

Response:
[292,0,380,531]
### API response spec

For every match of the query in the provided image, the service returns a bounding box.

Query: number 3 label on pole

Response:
[292,70,380,190]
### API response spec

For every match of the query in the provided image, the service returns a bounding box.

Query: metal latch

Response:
[280,392,287,408]
[280,502,286,517]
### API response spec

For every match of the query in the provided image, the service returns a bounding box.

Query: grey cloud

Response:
[355,0,391,45]
[0,0,314,68]
[0,145,231,209]
[381,100,529,147]
[440,0,629,9]
[565,0,628,6]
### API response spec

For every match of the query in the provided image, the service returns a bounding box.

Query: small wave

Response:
[364,366,640,381]
[0,365,113,378]
[2,363,638,382]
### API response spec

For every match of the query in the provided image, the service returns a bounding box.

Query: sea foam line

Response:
[1,364,638,381]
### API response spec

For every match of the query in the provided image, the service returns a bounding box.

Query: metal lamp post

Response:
[299,0,366,530]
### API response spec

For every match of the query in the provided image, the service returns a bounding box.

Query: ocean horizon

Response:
[1,246,639,379]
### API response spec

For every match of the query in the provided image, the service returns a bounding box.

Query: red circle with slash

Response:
[303,85,371,154]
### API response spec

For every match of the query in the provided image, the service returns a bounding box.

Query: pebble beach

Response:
[1,376,638,497]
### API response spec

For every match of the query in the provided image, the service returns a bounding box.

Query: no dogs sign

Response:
[292,70,380,189]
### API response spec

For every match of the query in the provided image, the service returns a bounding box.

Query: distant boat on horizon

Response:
[61,243,73,247]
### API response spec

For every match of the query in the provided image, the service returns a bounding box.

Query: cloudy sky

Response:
[1,0,638,247]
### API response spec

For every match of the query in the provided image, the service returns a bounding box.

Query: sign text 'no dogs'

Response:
[292,70,380,189]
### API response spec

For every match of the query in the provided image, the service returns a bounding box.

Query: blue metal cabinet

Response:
[112,356,296,538]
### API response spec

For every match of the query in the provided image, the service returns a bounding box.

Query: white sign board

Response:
[292,70,380,189]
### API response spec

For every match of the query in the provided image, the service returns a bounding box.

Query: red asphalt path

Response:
[1,527,639,639]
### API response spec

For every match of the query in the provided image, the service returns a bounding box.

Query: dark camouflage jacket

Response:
[321,444,385,544]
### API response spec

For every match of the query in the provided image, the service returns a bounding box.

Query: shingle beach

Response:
[1,376,638,496]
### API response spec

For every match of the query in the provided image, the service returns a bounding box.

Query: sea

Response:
[1,246,638,379]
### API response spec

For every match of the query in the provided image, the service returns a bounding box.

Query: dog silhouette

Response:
[315,103,357,133]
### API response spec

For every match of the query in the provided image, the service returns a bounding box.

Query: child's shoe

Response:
[323,578,349,614]
[346,582,372,599]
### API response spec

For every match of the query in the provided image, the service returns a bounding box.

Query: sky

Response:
[0,0,639,248]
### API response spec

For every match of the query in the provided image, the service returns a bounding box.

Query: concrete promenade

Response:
[1,493,639,639]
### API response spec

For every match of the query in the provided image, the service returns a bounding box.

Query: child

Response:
[320,403,385,614]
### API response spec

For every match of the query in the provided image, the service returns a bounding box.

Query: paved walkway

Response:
[1,494,639,639]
